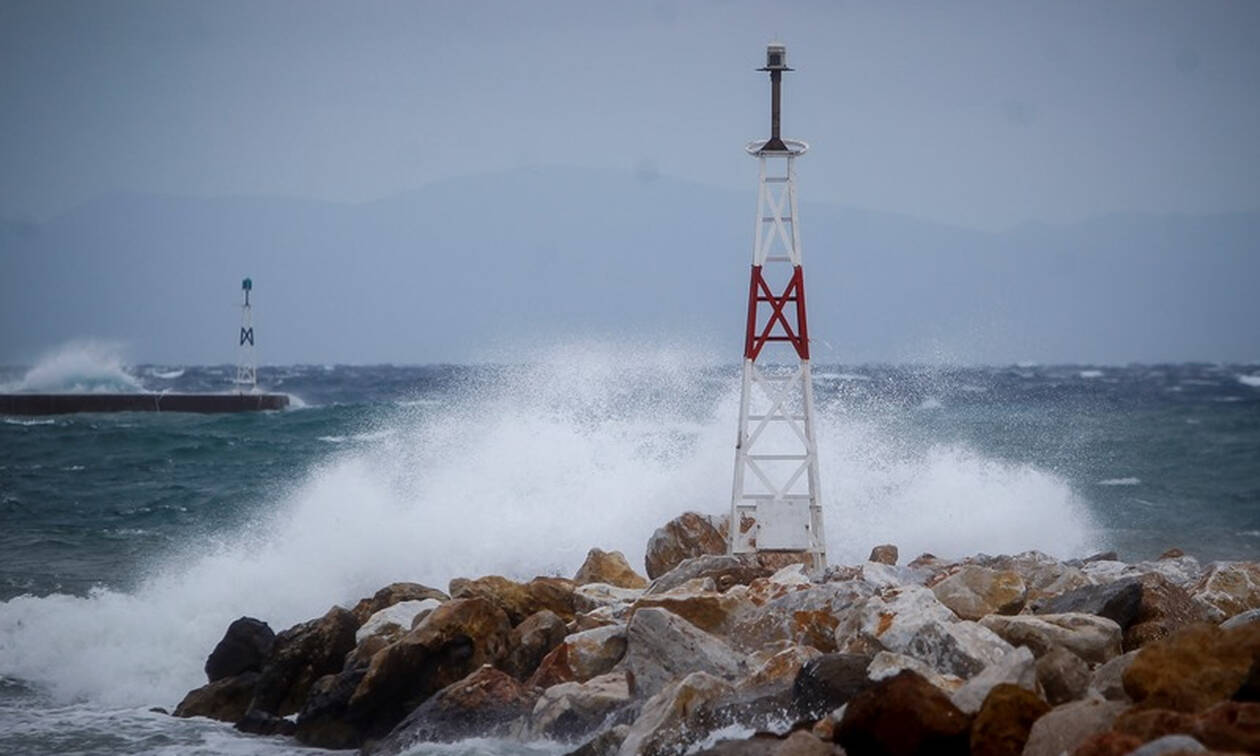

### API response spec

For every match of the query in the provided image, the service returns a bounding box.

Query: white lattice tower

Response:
[235,277,257,393]
[729,43,826,570]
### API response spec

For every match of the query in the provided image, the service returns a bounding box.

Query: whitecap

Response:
[917,397,943,410]
[1238,374,1260,388]
[3,418,56,426]
[1097,477,1140,486]
[1079,370,1103,379]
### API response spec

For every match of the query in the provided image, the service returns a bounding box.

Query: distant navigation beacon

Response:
[235,278,257,393]
[728,42,827,570]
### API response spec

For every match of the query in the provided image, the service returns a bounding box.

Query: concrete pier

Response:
[0,393,289,415]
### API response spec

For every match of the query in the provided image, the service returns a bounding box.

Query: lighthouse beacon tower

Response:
[728,43,827,570]
[235,278,257,393]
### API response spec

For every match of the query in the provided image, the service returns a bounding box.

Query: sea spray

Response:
[0,345,1103,711]
[6,341,144,393]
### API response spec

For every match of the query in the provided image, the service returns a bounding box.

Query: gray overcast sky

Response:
[2,0,1258,231]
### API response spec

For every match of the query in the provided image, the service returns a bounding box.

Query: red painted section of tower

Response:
[743,265,811,361]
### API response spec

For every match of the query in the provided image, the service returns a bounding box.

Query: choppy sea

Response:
[1,347,1258,754]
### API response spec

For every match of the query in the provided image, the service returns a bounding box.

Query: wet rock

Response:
[292,668,366,749]
[503,609,569,681]
[1036,643,1091,705]
[449,575,577,625]
[950,646,1037,715]
[835,584,957,657]
[869,544,898,565]
[729,579,874,653]
[1020,696,1126,756]
[1034,577,1142,629]
[931,565,1027,620]
[1084,551,1120,563]
[1191,561,1260,622]
[234,708,296,736]
[902,619,1015,679]
[631,590,751,637]
[575,548,649,589]
[173,672,259,722]
[979,612,1122,664]
[347,597,512,735]
[574,583,644,614]
[344,634,392,673]
[1090,649,1137,701]
[1122,622,1252,712]
[356,599,440,644]
[1159,548,1186,560]
[567,724,630,756]
[984,551,1093,601]
[704,684,801,737]
[1070,731,1144,756]
[350,582,448,624]
[205,617,275,683]
[617,671,734,756]
[250,606,359,716]
[529,671,631,741]
[1130,735,1207,755]
[1111,706,1198,742]
[791,652,875,720]
[365,665,534,754]
[1222,607,1260,630]
[528,624,628,688]
[624,607,744,699]
[867,651,964,693]
[968,683,1051,756]
[837,670,971,756]
[1193,700,1260,752]
[740,645,821,691]
[1124,573,1210,651]
[645,553,775,596]
[644,512,730,580]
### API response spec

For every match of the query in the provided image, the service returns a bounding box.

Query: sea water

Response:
[1,345,1258,754]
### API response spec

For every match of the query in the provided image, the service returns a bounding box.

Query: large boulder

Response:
[1124,573,1210,650]
[204,617,275,683]
[249,606,359,716]
[644,512,729,580]
[982,551,1093,601]
[1113,701,1260,753]
[1034,643,1091,705]
[835,584,957,657]
[528,671,632,741]
[346,597,512,736]
[356,599,441,644]
[528,624,628,688]
[364,665,534,754]
[1033,577,1142,629]
[617,671,733,756]
[624,607,745,699]
[574,583,644,614]
[1122,622,1253,712]
[575,548,649,589]
[728,580,874,653]
[1020,696,1126,756]
[293,668,368,749]
[173,672,259,723]
[350,582,448,624]
[740,645,821,691]
[449,575,577,624]
[979,612,1122,664]
[503,609,569,680]
[837,670,971,756]
[791,653,875,720]
[968,683,1051,756]
[901,620,1015,679]
[631,590,751,638]
[1190,561,1260,622]
[931,565,1027,620]
[949,646,1038,715]
[645,553,775,596]
[1090,649,1138,701]
[869,544,899,565]
[867,651,964,693]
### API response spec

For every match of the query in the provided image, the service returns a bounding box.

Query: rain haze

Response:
[2,0,1258,364]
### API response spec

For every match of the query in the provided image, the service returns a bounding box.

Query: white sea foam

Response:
[148,368,185,380]
[1079,370,1103,379]
[0,344,1102,711]
[917,397,944,410]
[1237,374,1260,388]
[5,341,145,394]
[1097,477,1141,486]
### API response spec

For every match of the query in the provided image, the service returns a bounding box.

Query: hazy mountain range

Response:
[3,166,1257,365]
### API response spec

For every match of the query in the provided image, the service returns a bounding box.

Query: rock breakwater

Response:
[172,512,1260,755]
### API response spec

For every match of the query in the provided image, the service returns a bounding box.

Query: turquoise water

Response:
[1,355,1257,754]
